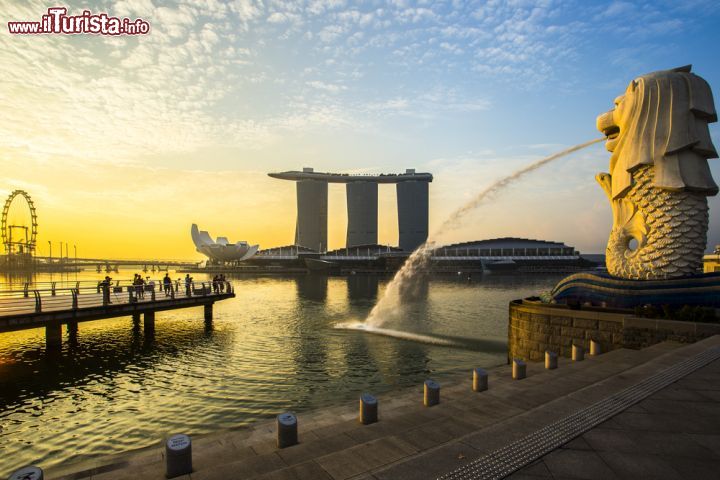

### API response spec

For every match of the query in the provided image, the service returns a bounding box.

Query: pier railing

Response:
[0,280,234,317]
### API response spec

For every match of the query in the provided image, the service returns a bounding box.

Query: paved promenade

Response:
[508,356,720,479]
[43,336,720,480]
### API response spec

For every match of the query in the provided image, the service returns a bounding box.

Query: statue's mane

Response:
[610,65,719,199]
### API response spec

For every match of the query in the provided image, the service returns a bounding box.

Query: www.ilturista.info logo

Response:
[8,7,150,35]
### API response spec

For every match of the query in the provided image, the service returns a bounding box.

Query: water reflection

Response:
[0,270,566,473]
[0,315,225,407]
[347,275,378,301]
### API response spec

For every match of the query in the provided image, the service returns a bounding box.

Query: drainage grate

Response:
[437,346,720,480]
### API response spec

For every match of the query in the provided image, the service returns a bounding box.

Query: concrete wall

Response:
[508,299,720,362]
[346,182,378,247]
[295,180,328,252]
[396,181,429,252]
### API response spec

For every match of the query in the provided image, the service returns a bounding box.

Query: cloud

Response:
[306,80,347,93]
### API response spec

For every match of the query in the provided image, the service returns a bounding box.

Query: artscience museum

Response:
[191,224,259,264]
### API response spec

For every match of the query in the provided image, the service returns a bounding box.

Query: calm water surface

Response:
[0,270,565,472]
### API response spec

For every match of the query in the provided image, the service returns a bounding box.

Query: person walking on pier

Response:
[163,273,172,296]
[212,275,219,294]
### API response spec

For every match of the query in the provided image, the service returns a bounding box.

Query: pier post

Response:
[359,393,378,424]
[204,303,213,322]
[572,344,585,361]
[132,313,141,327]
[277,412,298,448]
[67,321,78,343]
[165,434,192,478]
[472,368,488,392]
[424,379,440,406]
[590,340,602,356]
[46,323,62,349]
[545,351,558,370]
[144,311,155,332]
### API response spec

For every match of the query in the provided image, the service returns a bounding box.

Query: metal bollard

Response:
[590,340,602,356]
[8,466,43,480]
[359,393,378,425]
[472,368,488,392]
[165,434,192,478]
[545,351,558,370]
[424,379,440,407]
[277,412,298,448]
[512,359,526,380]
[572,344,585,361]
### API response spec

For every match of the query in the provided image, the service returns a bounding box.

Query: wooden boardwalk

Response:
[0,280,235,347]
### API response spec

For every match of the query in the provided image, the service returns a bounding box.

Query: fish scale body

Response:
[606,165,708,279]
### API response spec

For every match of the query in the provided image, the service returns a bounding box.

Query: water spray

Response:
[364,138,604,329]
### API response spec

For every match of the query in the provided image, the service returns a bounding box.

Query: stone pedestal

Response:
[545,351,558,370]
[512,359,527,379]
[8,466,43,480]
[165,434,192,478]
[473,368,488,392]
[277,412,298,448]
[359,393,378,425]
[424,380,440,407]
[572,344,585,362]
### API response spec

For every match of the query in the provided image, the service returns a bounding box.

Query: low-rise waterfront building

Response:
[704,245,720,273]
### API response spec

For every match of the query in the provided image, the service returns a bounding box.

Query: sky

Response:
[1,0,719,260]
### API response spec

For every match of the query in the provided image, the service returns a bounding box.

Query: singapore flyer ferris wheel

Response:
[1,189,38,256]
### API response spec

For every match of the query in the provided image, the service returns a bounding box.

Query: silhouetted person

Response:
[163,273,172,296]
[133,274,145,299]
[101,276,112,305]
[185,274,192,296]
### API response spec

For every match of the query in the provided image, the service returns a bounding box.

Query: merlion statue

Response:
[596,65,718,279]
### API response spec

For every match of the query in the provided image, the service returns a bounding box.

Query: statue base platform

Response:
[552,272,720,309]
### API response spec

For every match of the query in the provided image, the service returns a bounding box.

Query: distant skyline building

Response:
[346,181,378,247]
[295,178,328,253]
[268,167,433,252]
[191,224,259,263]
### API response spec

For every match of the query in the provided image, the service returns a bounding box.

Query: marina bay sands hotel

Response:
[268,168,433,252]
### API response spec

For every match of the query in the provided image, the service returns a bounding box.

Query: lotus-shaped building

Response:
[191,224,259,263]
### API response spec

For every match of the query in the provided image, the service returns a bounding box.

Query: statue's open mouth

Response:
[603,125,620,140]
[602,125,620,151]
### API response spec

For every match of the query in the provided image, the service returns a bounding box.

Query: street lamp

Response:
[74,245,77,264]
[48,240,52,263]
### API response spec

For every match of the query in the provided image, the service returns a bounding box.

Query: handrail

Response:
[0,281,234,316]
[0,278,212,292]
[33,290,41,312]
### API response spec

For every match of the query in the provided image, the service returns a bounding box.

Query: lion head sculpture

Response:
[596,65,718,199]
[595,66,718,280]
